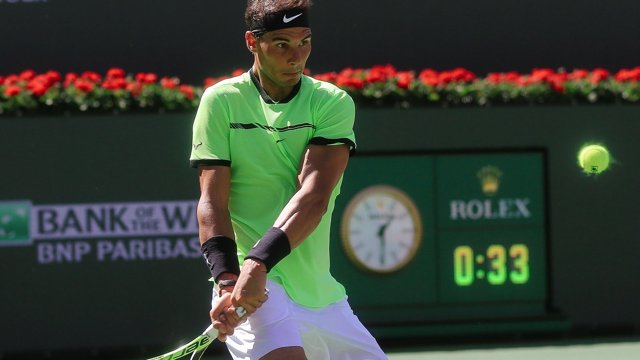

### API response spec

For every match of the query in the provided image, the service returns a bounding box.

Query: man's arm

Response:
[197,165,234,244]
[198,165,246,340]
[274,143,350,247]
[197,165,240,284]
[233,144,350,310]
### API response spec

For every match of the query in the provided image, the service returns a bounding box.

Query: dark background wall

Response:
[1,107,639,358]
[1,0,639,83]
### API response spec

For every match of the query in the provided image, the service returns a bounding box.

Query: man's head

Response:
[245,0,313,89]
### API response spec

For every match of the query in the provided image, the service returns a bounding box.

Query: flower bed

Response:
[1,65,639,115]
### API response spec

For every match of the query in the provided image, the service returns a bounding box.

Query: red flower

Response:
[313,72,338,83]
[418,69,439,86]
[334,68,365,90]
[203,77,217,89]
[548,73,567,92]
[336,74,364,90]
[30,74,54,88]
[449,67,476,82]
[0,76,4,86]
[160,77,179,89]
[179,84,195,100]
[486,72,502,85]
[615,67,640,82]
[365,64,397,84]
[569,69,589,80]
[366,69,386,84]
[45,70,62,84]
[74,79,95,93]
[19,70,36,81]
[502,72,521,83]
[81,71,102,83]
[127,81,143,97]
[64,73,79,87]
[136,72,158,84]
[204,76,230,89]
[4,74,20,85]
[26,74,53,96]
[338,67,364,78]
[102,77,127,90]
[3,85,22,97]
[106,67,126,79]
[27,81,49,96]
[590,68,610,84]
[515,76,531,87]
[529,68,556,83]
[486,72,521,85]
[231,68,245,77]
[395,71,414,89]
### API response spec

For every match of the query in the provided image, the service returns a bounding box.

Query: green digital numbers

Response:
[453,244,530,286]
[510,244,530,284]
[487,245,507,285]
[453,246,474,286]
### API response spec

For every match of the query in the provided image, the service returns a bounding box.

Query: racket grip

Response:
[203,324,217,338]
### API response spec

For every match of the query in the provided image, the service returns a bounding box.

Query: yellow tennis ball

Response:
[578,144,610,174]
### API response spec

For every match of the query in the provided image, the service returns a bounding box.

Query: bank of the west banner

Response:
[0,200,200,264]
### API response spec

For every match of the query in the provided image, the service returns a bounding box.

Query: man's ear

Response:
[245,31,257,53]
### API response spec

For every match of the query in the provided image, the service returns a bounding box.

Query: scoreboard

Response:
[331,150,553,334]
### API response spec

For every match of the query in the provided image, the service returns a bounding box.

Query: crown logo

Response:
[477,165,502,196]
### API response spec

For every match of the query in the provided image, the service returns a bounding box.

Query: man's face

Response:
[252,27,312,88]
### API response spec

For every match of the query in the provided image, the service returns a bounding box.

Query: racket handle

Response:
[203,324,217,338]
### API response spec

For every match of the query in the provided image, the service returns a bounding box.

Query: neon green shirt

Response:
[190,71,356,308]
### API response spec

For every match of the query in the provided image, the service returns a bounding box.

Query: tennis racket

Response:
[147,306,246,360]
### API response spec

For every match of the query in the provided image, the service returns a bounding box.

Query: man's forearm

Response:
[197,199,240,281]
[197,200,235,244]
[273,188,329,249]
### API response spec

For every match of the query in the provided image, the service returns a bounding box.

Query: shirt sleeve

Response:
[309,90,357,155]
[189,87,232,168]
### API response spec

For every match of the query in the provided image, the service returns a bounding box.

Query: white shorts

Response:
[211,280,388,360]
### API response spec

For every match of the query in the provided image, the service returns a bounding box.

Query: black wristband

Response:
[245,227,291,272]
[201,236,240,281]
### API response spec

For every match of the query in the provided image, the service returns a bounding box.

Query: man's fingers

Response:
[212,320,229,340]
[223,307,243,327]
[210,292,232,320]
[232,290,269,314]
[225,327,235,337]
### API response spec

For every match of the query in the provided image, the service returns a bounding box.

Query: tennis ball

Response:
[578,144,610,174]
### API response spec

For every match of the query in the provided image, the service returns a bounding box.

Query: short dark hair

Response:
[245,0,313,30]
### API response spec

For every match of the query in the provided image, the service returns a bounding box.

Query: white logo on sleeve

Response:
[283,13,302,23]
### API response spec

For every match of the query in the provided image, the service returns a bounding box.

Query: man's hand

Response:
[210,292,246,342]
[231,258,269,314]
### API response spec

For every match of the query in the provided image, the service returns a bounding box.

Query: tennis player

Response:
[190,0,387,359]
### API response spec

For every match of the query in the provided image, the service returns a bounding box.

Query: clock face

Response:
[341,185,422,273]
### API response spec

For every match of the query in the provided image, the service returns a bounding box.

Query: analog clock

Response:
[341,185,422,273]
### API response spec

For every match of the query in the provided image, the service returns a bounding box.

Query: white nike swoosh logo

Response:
[283,13,302,23]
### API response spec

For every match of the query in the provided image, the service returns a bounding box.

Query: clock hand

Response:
[377,218,393,266]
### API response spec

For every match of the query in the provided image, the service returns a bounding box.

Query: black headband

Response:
[250,8,310,36]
